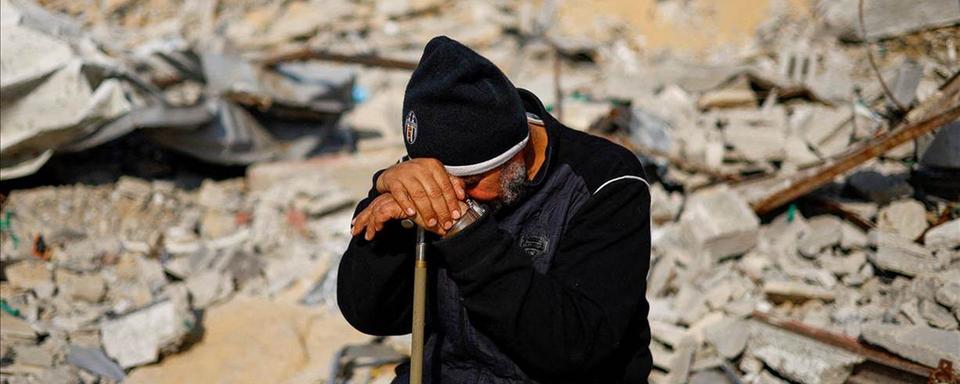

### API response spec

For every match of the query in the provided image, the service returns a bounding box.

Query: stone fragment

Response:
[1,312,37,341]
[936,282,960,310]
[798,216,843,257]
[36,366,81,384]
[101,300,195,368]
[185,270,234,309]
[55,270,105,303]
[665,336,696,384]
[5,261,54,297]
[704,318,748,358]
[13,344,54,368]
[650,320,688,348]
[819,251,866,276]
[763,281,835,303]
[839,222,868,249]
[924,219,960,249]
[66,345,126,382]
[698,88,756,110]
[919,300,958,330]
[748,321,864,384]
[868,230,941,276]
[674,284,709,325]
[650,341,673,371]
[679,185,760,260]
[877,199,928,240]
[860,323,960,368]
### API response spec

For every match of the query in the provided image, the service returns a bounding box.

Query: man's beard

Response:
[489,158,528,212]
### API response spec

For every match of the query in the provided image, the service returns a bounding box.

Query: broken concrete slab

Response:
[665,336,696,384]
[877,200,928,241]
[12,344,54,368]
[185,269,234,309]
[66,345,126,382]
[818,251,867,276]
[679,185,760,260]
[697,88,756,110]
[748,320,864,384]
[860,323,960,368]
[650,320,688,348]
[5,261,54,298]
[798,216,843,257]
[763,280,836,303]
[54,270,105,303]
[919,299,958,330]
[924,218,960,249]
[100,300,195,368]
[822,0,960,41]
[868,230,941,277]
[935,281,960,310]
[1,312,38,341]
[704,318,749,359]
[839,221,868,250]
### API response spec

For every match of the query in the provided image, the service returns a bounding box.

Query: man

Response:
[338,36,652,383]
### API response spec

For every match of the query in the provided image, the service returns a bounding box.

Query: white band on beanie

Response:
[444,133,530,176]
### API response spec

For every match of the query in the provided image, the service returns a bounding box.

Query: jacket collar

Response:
[516,88,558,190]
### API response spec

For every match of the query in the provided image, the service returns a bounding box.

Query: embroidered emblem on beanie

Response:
[404,111,418,145]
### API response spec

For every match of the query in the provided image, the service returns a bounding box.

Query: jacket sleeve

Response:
[431,178,651,376]
[337,170,418,336]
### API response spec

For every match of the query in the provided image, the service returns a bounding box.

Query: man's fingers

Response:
[406,178,439,228]
[429,168,462,222]
[449,176,466,201]
[416,175,452,230]
[388,182,417,217]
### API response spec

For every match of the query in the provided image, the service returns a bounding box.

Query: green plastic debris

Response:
[0,211,19,249]
[787,204,797,223]
[1,299,22,318]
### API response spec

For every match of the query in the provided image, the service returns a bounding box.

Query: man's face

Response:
[460,151,527,210]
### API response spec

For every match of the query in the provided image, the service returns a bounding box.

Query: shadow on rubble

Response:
[0,124,356,196]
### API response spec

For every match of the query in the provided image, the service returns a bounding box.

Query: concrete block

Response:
[748,321,863,384]
[798,216,843,257]
[860,323,960,368]
[919,300,958,330]
[877,199,928,241]
[55,270,105,303]
[101,300,195,368]
[868,230,940,277]
[763,281,836,303]
[704,318,749,358]
[5,261,54,298]
[679,185,760,260]
[924,219,960,250]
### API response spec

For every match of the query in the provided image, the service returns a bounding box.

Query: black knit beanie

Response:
[402,36,529,176]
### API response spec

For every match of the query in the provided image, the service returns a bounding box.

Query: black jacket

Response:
[337,90,652,383]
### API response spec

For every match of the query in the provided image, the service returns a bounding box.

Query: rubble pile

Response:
[0,175,355,382]
[1,0,959,383]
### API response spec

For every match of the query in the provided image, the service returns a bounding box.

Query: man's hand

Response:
[375,158,465,232]
[351,193,468,240]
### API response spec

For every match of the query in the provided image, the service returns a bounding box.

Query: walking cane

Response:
[402,220,427,384]
[403,200,483,384]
